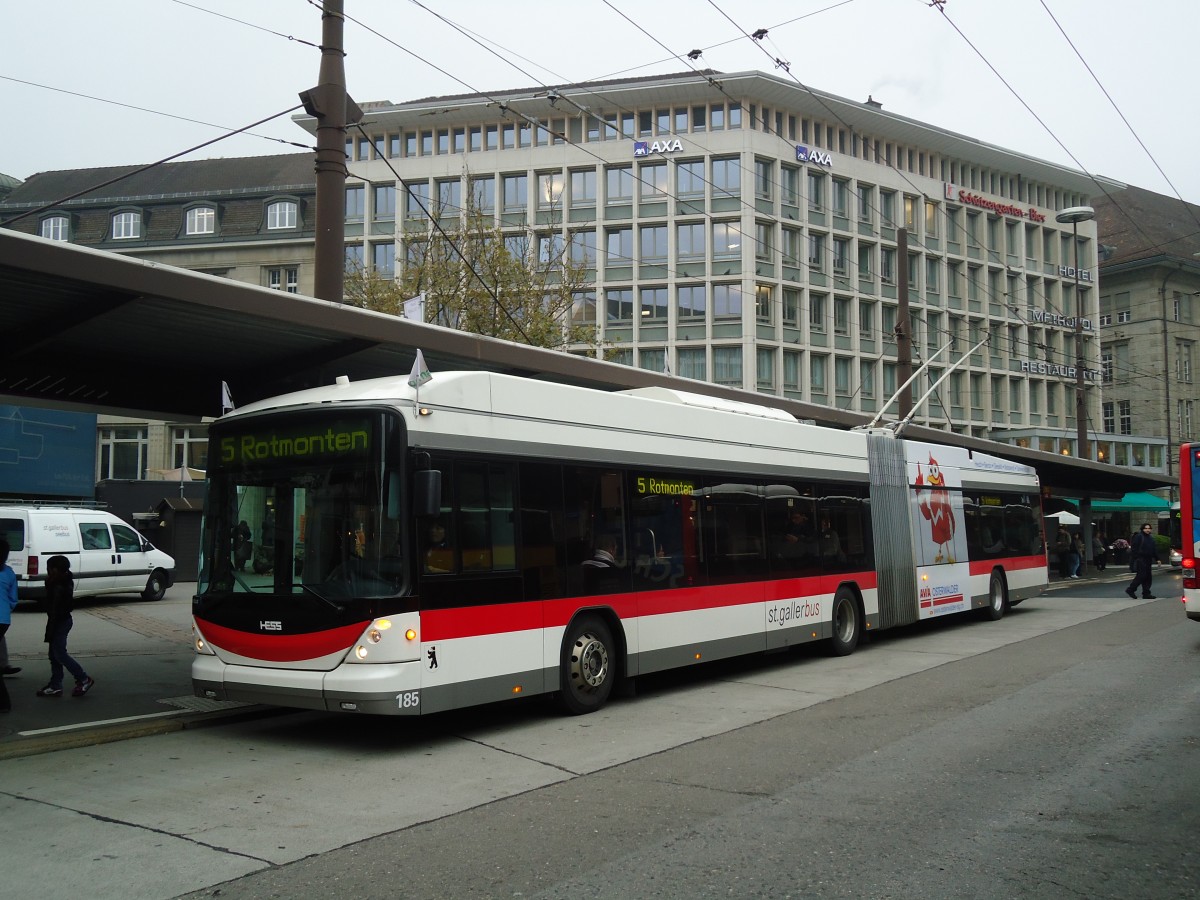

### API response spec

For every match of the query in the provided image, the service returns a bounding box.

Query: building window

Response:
[606,166,634,204]
[607,227,633,265]
[810,354,827,395]
[639,347,667,373]
[859,360,875,398]
[640,225,668,262]
[536,172,564,209]
[712,222,740,260]
[879,190,896,227]
[756,348,775,389]
[810,293,827,333]
[756,222,773,262]
[781,166,800,206]
[111,210,142,240]
[172,426,208,469]
[678,284,707,319]
[1102,401,1115,433]
[808,233,826,271]
[832,238,848,276]
[570,169,596,208]
[754,159,773,200]
[266,266,299,293]
[831,179,849,216]
[1118,399,1132,435]
[756,284,773,322]
[1179,400,1195,441]
[374,185,396,220]
[405,181,431,220]
[714,347,743,386]
[437,178,462,215]
[783,288,800,326]
[639,162,668,200]
[186,206,215,235]
[267,200,297,230]
[502,174,528,212]
[712,283,742,318]
[677,160,705,197]
[98,427,148,480]
[569,230,597,267]
[712,157,741,197]
[859,300,874,337]
[1177,340,1194,383]
[1102,350,1113,383]
[807,172,824,211]
[678,348,706,380]
[640,286,668,320]
[880,247,896,284]
[345,184,365,221]
[373,242,395,277]
[39,215,68,241]
[783,350,801,390]
[471,176,495,214]
[344,244,365,271]
[834,296,850,334]
[605,288,634,322]
[676,222,706,260]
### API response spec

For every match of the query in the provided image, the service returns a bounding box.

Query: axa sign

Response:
[634,139,684,157]
[795,145,833,167]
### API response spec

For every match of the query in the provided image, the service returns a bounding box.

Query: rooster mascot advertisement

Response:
[916,454,956,563]
[907,443,969,618]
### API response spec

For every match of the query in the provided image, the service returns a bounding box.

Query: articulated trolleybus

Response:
[192,371,1047,716]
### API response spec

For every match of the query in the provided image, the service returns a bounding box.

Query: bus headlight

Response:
[355,645,369,659]
[192,624,215,655]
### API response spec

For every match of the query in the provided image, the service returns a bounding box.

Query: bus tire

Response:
[142,569,169,601]
[558,614,615,715]
[826,587,861,657]
[979,570,1007,621]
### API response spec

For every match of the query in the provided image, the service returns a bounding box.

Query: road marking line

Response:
[19,709,188,736]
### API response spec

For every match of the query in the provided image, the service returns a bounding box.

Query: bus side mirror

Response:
[413,470,442,518]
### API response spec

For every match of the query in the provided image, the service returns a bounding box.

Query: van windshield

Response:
[0,518,24,552]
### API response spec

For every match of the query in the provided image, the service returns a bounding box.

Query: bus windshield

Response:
[198,411,405,603]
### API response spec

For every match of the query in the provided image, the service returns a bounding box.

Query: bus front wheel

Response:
[827,588,861,656]
[558,615,615,715]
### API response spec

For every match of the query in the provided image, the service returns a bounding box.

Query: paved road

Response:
[2,573,1190,898]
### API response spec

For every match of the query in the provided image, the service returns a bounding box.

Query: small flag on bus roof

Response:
[220,381,235,414]
[408,349,432,388]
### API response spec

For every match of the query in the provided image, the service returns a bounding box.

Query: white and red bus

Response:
[191,371,1047,716]
[1180,444,1200,620]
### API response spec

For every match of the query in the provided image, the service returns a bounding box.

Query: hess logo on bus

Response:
[259,620,283,632]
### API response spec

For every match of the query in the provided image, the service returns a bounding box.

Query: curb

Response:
[0,705,294,761]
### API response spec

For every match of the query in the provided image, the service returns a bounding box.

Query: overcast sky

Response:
[3,0,1195,205]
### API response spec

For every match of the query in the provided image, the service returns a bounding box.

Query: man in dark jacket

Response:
[1125,523,1158,600]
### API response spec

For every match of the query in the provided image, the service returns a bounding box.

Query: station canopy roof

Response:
[0,229,1174,499]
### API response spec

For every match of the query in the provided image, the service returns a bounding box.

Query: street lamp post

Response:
[1057,205,1095,574]
[1056,206,1095,461]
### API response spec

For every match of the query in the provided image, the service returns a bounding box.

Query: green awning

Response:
[1069,491,1171,512]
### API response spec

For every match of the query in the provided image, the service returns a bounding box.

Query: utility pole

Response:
[896,228,912,421]
[300,0,361,303]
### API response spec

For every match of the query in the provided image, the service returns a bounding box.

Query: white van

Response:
[0,506,175,601]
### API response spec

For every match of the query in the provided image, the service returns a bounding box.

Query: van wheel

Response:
[142,569,168,601]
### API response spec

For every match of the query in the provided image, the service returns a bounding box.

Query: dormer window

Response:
[186,206,216,235]
[266,200,298,230]
[39,215,68,241]
[112,210,142,240]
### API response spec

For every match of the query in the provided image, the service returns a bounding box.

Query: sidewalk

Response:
[0,582,274,760]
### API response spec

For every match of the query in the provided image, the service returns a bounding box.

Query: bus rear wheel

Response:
[979,570,1008,621]
[558,615,615,715]
[827,588,861,656]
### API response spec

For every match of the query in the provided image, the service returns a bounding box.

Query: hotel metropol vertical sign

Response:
[944,184,1099,382]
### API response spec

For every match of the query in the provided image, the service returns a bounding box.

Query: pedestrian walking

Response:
[1071,532,1085,578]
[0,633,20,676]
[1092,532,1108,571]
[35,555,94,699]
[1053,525,1073,577]
[0,538,18,712]
[1125,523,1158,600]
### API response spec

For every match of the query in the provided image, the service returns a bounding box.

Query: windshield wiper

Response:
[299,582,347,613]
